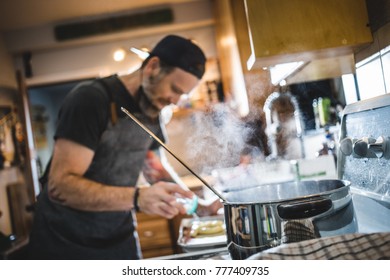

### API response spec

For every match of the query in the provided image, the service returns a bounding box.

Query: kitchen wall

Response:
[354,22,390,99]
[351,0,390,99]
[28,81,83,172]
[0,35,24,235]
[6,1,218,86]
[0,35,17,89]
[0,82,27,237]
[0,86,23,236]
[3,1,226,180]
[7,1,224,175]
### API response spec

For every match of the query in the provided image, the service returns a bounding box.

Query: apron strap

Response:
[98,79,118,125]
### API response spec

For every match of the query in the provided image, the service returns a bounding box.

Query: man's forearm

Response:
[48,174,136,212]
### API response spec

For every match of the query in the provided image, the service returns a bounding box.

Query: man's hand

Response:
[137,182,194,219]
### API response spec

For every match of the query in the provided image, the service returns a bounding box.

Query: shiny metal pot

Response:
[222,180,357,260]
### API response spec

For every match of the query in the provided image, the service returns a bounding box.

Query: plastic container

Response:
[318,97,331,127]
[176,195,198,215]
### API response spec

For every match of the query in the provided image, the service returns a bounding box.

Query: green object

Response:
[187,195,198,215]
[318,97,331,126]
[177,195,198,215]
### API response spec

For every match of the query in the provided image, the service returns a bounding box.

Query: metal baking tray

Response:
[177,215,227,252]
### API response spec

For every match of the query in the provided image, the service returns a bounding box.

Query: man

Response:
[28,35,214,260]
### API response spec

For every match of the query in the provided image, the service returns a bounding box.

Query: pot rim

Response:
[222,179,351,206]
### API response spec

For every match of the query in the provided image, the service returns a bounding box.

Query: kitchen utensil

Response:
[176,195,198,215]
[222,179,357,259]
[121,107,226,201]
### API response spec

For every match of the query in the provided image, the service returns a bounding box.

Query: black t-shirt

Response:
[52,75,165,185]
[54,80,110,151]
[55,75,164,152]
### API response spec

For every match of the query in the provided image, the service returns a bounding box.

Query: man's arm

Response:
[47,138,192,218]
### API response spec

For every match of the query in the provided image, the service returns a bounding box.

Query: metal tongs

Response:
[121,107,226,202]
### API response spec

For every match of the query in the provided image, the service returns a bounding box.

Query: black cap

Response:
[150,35,206,79]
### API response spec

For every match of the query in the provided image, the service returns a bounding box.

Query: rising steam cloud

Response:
[186,104,257,174]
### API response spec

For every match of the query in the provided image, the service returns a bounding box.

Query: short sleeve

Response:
[54,82,110,151]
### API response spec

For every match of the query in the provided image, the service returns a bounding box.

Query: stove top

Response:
[338,95,390,201]
[338,94,390,233]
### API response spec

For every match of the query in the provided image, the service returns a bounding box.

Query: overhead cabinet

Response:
[245,0,373,70]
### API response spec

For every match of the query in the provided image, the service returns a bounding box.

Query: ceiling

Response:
[0,0,201,31]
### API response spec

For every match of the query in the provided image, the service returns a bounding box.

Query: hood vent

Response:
[54,8,173,41]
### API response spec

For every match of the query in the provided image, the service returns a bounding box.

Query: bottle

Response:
[318,97,331,127]
[324,128,337,163]
[3,123,15,167]
[176,195,198,215]
[312,99,320,130]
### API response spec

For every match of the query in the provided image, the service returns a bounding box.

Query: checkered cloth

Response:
[248,232,390,260]
[281,220,317,243]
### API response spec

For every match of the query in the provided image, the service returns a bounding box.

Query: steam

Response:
[186,103,256,174]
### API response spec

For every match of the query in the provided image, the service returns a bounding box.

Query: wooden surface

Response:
[245,0,373,68]
[6,183,33,240]
[213,0,249,116]
[135,212,175,258]
[285,53,356,84]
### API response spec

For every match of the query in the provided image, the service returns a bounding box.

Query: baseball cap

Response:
[150,35,206,79]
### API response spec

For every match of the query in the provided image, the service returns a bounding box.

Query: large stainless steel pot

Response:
[222,179,357,259]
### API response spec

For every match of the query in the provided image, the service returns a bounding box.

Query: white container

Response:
[176,195,198,215]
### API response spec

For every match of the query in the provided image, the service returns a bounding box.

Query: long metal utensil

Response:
[121,107,226,202]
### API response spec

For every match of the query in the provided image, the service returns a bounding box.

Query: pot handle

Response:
[277,197,332,220]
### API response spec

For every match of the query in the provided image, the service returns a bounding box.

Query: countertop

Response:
[147,247,229,260]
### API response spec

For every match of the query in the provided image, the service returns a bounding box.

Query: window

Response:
[343,45,390,104]
[356,52,386,100]
[342,74,358,105]
[381,46,390,93]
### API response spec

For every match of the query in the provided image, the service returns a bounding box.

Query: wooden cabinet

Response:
[213,0,251,116]
[0,38,17,89]
[135,182,204,258]
[135,212,175,258]
[213,0,274,113]
[244,0,373,69]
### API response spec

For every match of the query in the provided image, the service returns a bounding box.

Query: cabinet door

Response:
[136,213,174,258]
[245,0,372,68]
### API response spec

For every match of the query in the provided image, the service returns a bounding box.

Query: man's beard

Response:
[135,86,160,120]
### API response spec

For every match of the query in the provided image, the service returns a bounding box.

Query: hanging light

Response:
[113,48,126,62]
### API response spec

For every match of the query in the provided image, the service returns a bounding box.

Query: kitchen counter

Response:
[147,247,230,260]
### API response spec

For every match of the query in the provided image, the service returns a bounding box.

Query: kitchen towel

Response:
[248,232,390,260]
[281,219,317,243]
